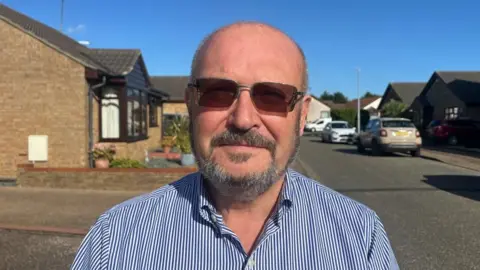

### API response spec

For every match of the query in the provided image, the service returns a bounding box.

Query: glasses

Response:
[187,78,305,113]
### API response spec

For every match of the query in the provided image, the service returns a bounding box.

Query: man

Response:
[71,22,399,269]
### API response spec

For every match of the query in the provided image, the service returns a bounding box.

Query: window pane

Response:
[133,100,141,136]
[101,97,120,139]
[141,93,147,134]
[127,100,133,136]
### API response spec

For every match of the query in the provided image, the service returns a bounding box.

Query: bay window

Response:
[99,86,159,142]
[126,88,148,138]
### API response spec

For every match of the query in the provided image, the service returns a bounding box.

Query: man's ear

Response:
[299,95,311,136]
[184,87,192,110]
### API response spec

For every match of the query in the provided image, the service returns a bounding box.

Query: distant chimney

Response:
[78,41,90,46]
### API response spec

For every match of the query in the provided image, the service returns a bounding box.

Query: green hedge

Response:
[110,158,147,168]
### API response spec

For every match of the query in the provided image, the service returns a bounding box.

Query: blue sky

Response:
[3,0,480,99]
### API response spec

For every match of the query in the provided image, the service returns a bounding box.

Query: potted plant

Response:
[176,132,195,166]
[161,136,175,154]
[92,143,116,168]
[170,116,195,166]
[161,123,177,154]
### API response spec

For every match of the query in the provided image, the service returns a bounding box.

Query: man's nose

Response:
[228,90,260,130]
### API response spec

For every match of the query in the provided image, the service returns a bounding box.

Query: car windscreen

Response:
[382,120,415,128]
[331,123,349,129]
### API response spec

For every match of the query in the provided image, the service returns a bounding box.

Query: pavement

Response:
[298,136,480,270]
[0,188,144,270]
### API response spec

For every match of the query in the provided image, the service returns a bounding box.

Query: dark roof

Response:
[436,71,480,84]
[322,100,346,109]
[0,3,99,69]
[345,96,381,109]
[435,71,480,104]
[388,82,426,106]
[150,76,189,101]
[87,49,141,76]
[0,4,144,77]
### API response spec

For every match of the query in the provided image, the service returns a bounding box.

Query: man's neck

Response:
[216,177,284,218]
[208,174,286,254]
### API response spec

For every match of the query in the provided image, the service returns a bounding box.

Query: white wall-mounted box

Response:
[28,135,48,162]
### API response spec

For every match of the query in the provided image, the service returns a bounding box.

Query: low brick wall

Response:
[16,167,198,191]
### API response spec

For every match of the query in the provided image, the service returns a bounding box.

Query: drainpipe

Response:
[88,76,107,168]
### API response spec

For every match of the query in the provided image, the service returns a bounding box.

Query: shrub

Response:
[110,158,147,168]
[331,108,356,126]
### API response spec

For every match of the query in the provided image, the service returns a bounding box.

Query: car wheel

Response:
[371,140,383,156]
[410,148,421,157]
[357,141,365,153]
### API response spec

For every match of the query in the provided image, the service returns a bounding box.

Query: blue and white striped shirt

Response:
[71,169,399,270]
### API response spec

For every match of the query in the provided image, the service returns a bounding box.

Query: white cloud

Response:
[67,24,86,34]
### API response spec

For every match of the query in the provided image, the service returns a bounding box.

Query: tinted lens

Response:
[251,82,296,112]
[196,78,238,108]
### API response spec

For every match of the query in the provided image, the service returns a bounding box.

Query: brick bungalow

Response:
[0,4,169,178]
[150,76,189,137]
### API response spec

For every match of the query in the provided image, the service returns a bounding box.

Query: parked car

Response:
[357,117,422,156]
[304,117,332,133]
[425,118,480,147]
[321,121,356,143]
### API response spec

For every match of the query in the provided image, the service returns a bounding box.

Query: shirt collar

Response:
[196,168,298,217]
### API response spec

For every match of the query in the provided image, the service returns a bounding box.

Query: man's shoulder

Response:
[290,170,376,218]
[101,172,200,218]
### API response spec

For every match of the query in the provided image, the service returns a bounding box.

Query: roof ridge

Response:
[0,4,88,49]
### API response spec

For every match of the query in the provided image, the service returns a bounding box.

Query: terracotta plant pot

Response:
[95,159,110,168]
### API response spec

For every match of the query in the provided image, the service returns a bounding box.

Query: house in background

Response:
[306,97,331,122]
[377,82,426,112]
[409,71,480,128]
[345,96,382,116]
[0,4,167,178]
[322,100,347,110]
[150,76,189,136]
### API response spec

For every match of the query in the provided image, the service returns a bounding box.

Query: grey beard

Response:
[190,111,302,203]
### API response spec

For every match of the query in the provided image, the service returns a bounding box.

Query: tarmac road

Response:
[297,135,480,270]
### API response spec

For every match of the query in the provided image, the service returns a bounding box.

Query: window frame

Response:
[99,86,156,143]
[149,96,159,127]
[444,106,462,120]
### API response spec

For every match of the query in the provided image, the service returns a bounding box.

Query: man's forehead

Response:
[195,26,303,86]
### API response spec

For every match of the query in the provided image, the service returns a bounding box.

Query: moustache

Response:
[210,129,276,153]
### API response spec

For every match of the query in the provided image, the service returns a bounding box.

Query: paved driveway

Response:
[298,136,480,270]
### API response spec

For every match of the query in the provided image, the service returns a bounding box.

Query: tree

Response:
[320,90,334,101]
[332,92,348,103]
[382,100,408,117]
[330,108,357,126]
[362,91,377,99]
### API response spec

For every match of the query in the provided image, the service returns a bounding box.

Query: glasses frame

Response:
[187,78,306,112]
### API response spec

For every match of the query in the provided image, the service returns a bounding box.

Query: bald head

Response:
[190,21,309,91]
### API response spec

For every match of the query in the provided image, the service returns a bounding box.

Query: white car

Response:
[321,121,356,143]
[304,118,332,133]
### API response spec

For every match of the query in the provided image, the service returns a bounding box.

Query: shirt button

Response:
[211,214,217,223]
[248,258,256,267]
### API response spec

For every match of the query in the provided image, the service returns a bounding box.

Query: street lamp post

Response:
[60,0,65,32]
[356,68,361,132]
